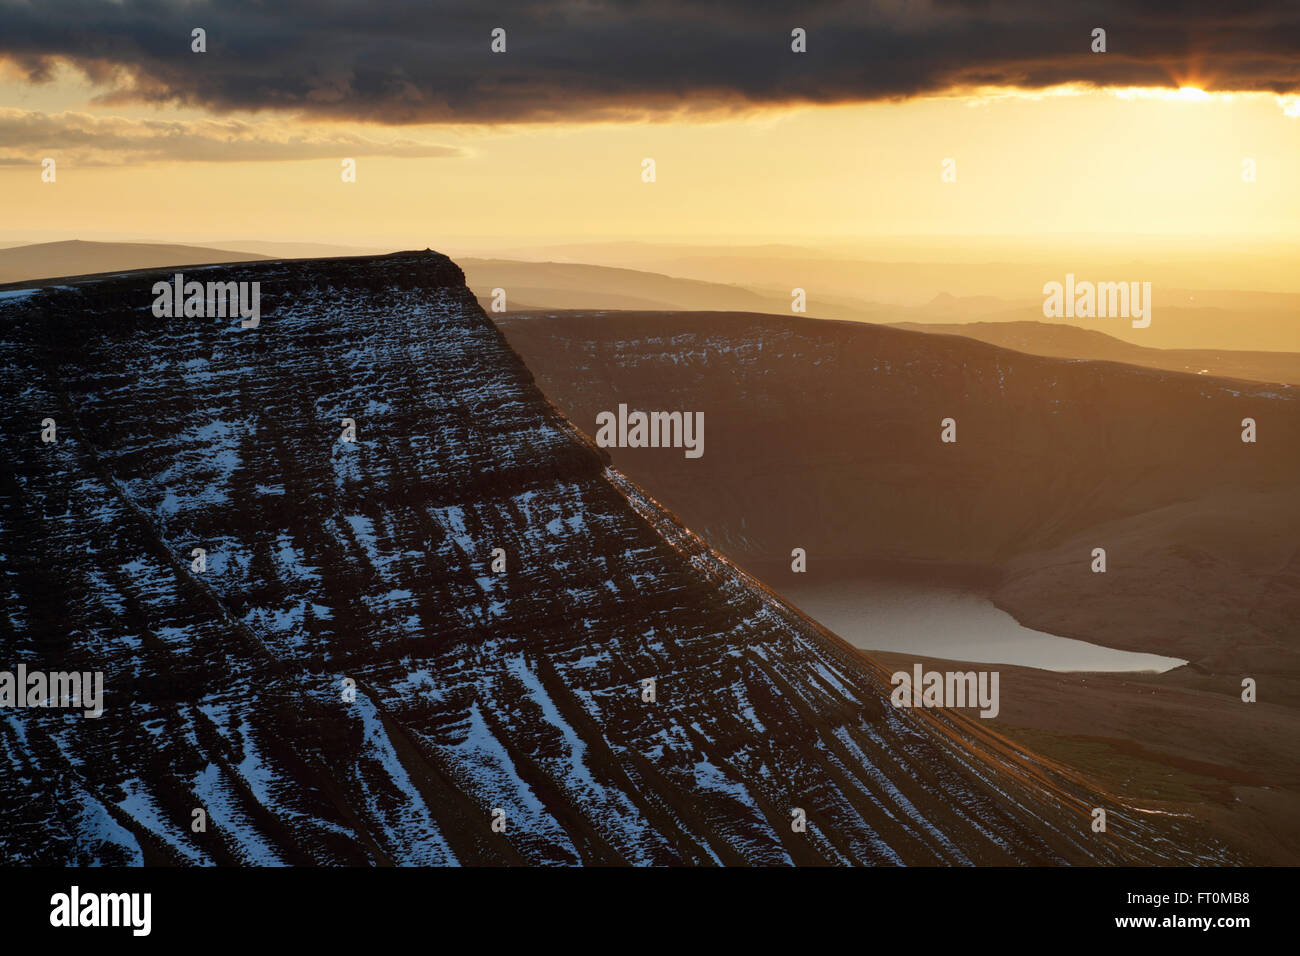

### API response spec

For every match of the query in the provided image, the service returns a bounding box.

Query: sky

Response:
[1,1,1298,255]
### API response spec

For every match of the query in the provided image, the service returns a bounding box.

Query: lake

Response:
[780,577,1187,673]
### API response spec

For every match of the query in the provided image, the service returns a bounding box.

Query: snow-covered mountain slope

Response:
[0,252,1231,864]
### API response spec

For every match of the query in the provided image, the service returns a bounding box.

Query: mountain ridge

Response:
[0,252,1239,864]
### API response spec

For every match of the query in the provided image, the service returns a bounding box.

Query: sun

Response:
[1110,85,1225,104]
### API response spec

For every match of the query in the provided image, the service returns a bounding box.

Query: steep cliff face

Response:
[0,254,1230,865]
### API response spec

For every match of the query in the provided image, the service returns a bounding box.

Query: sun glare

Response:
[1111,85,1223,103]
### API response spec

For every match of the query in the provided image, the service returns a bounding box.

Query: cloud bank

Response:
[0,1,1297,124]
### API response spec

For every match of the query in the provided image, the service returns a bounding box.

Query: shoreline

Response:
[737,556,1300,863]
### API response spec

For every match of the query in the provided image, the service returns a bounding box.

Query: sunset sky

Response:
[2,2,1298,257]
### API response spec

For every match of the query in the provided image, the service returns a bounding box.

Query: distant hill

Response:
[201,240,395,259]
[460,257,884,323]
[467,256,1300,353]
[0,240,269,285]
[458,257,785,314]
[955,301,1300,353]
[893,320,1300,386]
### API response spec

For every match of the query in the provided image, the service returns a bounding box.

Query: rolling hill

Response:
[892,320,1300,386]
[0,240,269,285]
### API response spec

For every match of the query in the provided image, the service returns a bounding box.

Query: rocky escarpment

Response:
[0,255,1233,865]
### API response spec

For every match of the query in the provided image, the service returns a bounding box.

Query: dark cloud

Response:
[1,1,1298,123]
